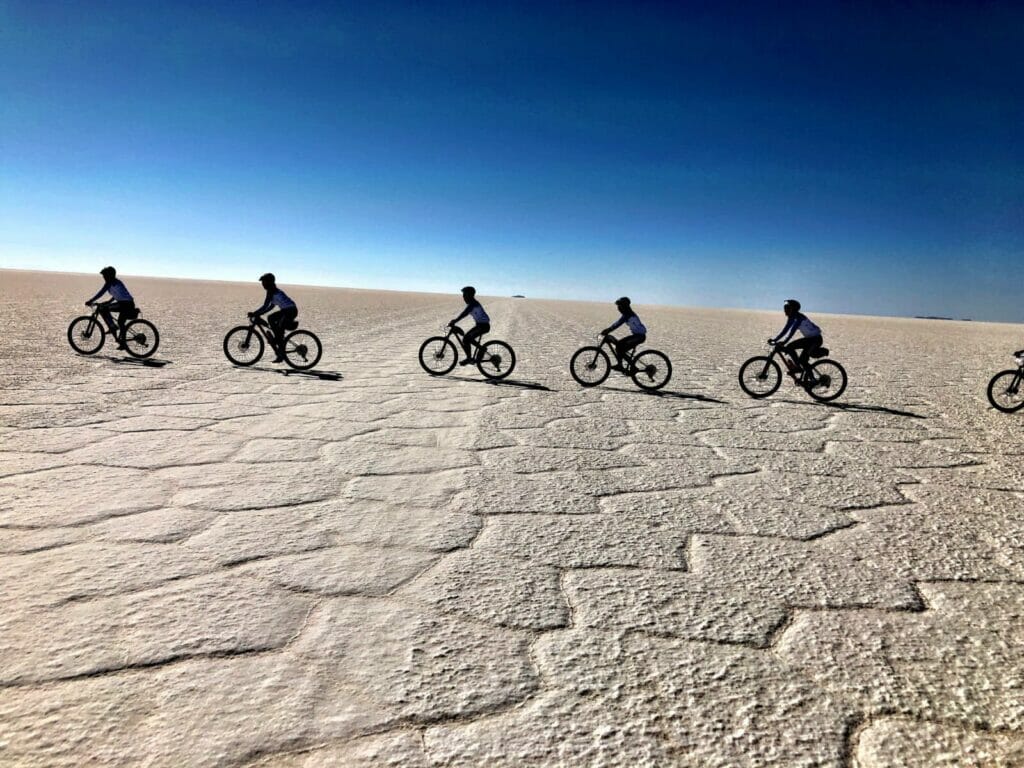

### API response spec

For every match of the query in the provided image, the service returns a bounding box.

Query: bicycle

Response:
[66,301,160,359]
[569,333,672,391]
[739,340,847,402]
[986,350,1024,413]
[418,325,516,380]
[223,314,323,371]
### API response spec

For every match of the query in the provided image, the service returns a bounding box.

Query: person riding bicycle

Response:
[85,266,135,350]
[449,286,490,366]
[601,297,647,371]
[250,273,297,363]
[770,299,823,378]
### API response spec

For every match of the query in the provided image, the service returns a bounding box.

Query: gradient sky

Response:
[2,1,1022,320]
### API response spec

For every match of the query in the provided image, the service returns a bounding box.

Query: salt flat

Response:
[1,269,1022,767]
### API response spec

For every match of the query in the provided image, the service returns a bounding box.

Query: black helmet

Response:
[461,286,476,296]
[100,266,116,279]
[260,273,276,284]
[615,296,631,307]
[784,299,801,312]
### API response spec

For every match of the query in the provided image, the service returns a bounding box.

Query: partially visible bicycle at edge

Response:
[223,313,323,371]
[987,349,1024,413]
[738,340,847,402]
[418,324,516,380]
[569,333,672,391]
[66,301,160,359]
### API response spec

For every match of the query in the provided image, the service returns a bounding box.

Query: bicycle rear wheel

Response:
[631,349,672,391]
[224,326,264,366]
[283,329,323,370]
[806,359,848,402]
[419,337,458,375]
[122,319,159,359]
[569,346,610,387]
[477,340,515,380]
[738,356,781,398]
[67,316,105,355]
[987,369,1024,413]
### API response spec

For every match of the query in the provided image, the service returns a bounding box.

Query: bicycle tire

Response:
[738,356,782,398]
[224,326,265,366]
[419,337,458,375]
[477,340,516,380]
[67,316,106,355]
[806,359,848,402]
[122,319,160,359]
[631,349,672,391]
[987,369,1024,413]
[569,346,611,387]
[282,329,322,371]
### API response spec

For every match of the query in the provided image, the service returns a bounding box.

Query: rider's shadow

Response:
[603,384,726,404]
[447,374,552,391]
[777,399,925,419]
[236,365,343,382]
[107,356,172,368]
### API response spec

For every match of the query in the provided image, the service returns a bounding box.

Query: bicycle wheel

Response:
[122,319,159,359]
[477,340,516,380]
[569,346,611,387]
[67,316,105,355]
[224,326,264,366]
[987,369,1024,413]
[806,359,848,402]
[738,356,781,398]
[631,349,672,391]
[419,337,458,375]
[282,329,323,371]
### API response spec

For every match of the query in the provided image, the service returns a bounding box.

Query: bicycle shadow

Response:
[233,365,343,382]
[106,356,172,368]
[777,398,925,419]
[603,384,726,404]
[448,374,552,391]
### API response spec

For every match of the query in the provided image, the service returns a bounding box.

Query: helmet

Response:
[615,296,631,307]
[100,266,116,279]
[259,273,276,284]
[784,299,801,312]
[461,286,476,296]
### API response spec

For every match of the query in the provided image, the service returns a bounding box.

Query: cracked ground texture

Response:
[1,269,1022,767]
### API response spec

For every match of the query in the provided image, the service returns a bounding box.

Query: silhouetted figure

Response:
[601,297,647,371]
[770,299,823,375]
[250,273,297,363]
[85,266,135,350]
[449,286,490,365]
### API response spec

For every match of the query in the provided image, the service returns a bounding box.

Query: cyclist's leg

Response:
[114,301,136,345]
[267,310,284,356]
[97,303,117,333]
[616,334,645,370]
[785,337,813,373]
[462,322,489,363]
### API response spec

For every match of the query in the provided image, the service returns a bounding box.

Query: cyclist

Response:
[769,299,823,377]
[449,286,490,366]
[85,266,135,349]
[601,297,647,371]
[250,273,297,363]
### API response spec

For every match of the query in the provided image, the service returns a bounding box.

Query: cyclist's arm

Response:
[450,305,472,324]
[251,292,273,316]
[770,317,797,344]
[86,286,108,304]
[603,315,626,335]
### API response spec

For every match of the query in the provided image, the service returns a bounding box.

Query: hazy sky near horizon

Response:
[2,1,1022,320]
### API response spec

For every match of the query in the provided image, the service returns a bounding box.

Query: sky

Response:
[1,1,1022,320]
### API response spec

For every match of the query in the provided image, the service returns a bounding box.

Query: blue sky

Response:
[2,1,1022,320]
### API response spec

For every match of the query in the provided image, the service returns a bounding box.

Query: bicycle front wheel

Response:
[806,359,848,402]
[477,340,515,380]
[419,337,458,375]
[631,349,672,391]
[224,326,264,366]
[67,316,105,355]
[739,356,781,398]
[282,330,323,370]
[569,346,610,387]
[122,319,159,359]
[987,369,1024,413]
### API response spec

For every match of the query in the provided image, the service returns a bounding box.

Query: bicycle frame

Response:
[85,301,130,339]
[445,324,484,357]
[599,334,637,368]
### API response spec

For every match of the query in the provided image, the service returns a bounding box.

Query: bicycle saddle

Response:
[809,347,828,358]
